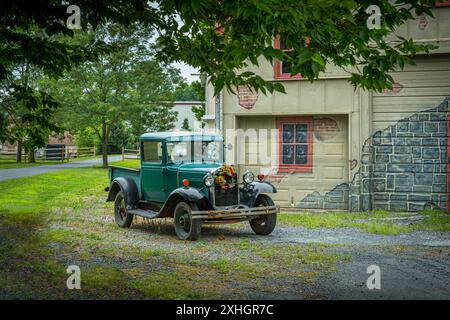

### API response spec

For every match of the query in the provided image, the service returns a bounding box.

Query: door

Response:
[141,140,166,203]
[237,115,349,207]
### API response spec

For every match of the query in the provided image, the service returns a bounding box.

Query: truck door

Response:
[141,140,166,203]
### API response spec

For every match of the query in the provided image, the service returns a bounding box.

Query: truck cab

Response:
[106,132,279,240]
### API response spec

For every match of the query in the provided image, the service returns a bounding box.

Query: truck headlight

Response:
[243,171,254,184]
[203,174,214,187]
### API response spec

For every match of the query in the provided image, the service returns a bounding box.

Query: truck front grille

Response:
[212,185,239,208]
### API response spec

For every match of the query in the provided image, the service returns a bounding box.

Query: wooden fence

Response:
[0,146,97,162]
[122,147,140,160]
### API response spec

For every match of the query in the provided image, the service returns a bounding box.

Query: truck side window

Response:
[142,141,162,162]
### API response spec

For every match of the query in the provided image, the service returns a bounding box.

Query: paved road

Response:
[0,155,122,182]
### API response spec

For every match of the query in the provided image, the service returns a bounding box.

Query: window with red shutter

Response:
[436,0,450,7]
[277,117,313,172]
[273,36,307,79]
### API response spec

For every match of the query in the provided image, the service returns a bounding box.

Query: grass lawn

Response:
[0,155,102,170]
[278,209,450,234]
[107,159,140,169]
[0,166,349,299]
[0,166,449,299]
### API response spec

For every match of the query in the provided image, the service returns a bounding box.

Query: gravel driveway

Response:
[258,225,450,299]
[155,220,449,300]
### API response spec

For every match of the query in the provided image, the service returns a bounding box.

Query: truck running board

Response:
[128,208,160,219]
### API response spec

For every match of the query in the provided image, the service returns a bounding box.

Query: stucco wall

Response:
[216,7,450,211]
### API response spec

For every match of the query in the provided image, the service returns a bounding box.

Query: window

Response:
[277,117,313,172]
[274,36,309,79]
[166,141,223,163]
[436,1,450,7]
[142,141,162,162]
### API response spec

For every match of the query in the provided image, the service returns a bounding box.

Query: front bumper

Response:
[191,205,280,220]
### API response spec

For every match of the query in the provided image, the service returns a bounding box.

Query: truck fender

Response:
[106,177,139,209]
[239,181,277,207]
[158,187,213,218]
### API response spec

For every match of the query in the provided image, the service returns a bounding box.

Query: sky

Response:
[147,4,199,84]
[172,62,199,83]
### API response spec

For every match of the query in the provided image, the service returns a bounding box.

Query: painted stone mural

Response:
[297,95,450,212]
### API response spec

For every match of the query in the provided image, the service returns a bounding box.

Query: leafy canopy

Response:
[0,0,439,96]
[154,0,438,94]
[0,0,441,150]
[45,23,181,166]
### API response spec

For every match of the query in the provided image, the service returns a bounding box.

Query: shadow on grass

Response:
[0,211,69,299]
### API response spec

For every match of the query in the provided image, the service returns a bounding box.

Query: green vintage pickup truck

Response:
[105,132,279,240]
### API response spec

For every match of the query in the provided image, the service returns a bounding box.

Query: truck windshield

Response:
[167,141,223,164]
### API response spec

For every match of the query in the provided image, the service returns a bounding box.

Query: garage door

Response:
[236,115,349,207]
[372,56,450,131]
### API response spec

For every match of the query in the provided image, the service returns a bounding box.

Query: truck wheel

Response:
[249,195,277,235]
[174,202,201,241]
[114,191,133,228]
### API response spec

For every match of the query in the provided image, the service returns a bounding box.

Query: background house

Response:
[171,101,204,132]
[203,4,450,212]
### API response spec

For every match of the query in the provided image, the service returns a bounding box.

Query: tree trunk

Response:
[29,148,35,163]
[102,117,108,168]
[16,141,22,163]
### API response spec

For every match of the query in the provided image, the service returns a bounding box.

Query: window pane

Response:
[143,141,162,162]
[295,145,308,164]
[296,124,308,143]
[282,124,294,143]
[279,38,306,50]
[279,38,288,50]
[167,142,190,163]
[281,61,292,74]
[282,145,294,164]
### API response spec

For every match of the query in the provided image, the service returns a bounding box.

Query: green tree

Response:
[154,0,437,94]
[173,82,199,101]
[107,122,134,153]
[0,0,441,144]
[1,0,439,95]
[181,118,190,131]
[189,80,207,127]
[48,24,181,167]
[0,63,59,162]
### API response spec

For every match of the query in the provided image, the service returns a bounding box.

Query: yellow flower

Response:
[215,176,225,184]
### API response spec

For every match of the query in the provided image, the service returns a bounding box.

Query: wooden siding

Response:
[235,115,349,207]
[372,57,450,131]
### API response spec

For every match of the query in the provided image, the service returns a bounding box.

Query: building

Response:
[203,4,450,211]
[171,101,204,132]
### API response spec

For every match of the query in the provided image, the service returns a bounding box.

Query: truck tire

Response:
[174,202,201,241]
[249,194,277,235]
[114,191,133,228]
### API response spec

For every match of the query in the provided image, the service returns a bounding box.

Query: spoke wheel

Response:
[249,195,277,235]
[174,202,201,241]
[114,191,133,228]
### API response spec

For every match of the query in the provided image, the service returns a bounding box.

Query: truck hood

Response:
[177,162,221,175]
[175,162,222,189]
